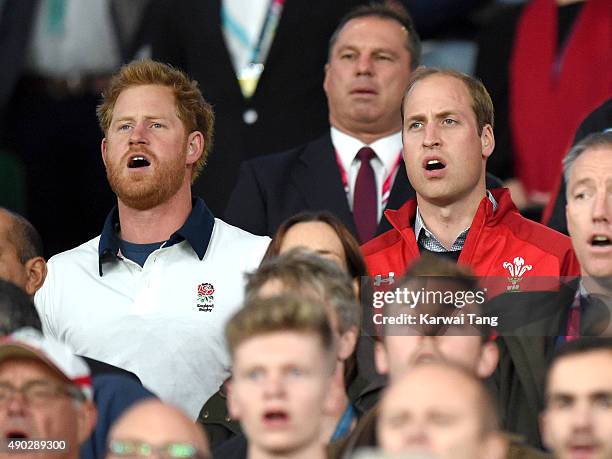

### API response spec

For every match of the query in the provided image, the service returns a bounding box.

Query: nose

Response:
[591,189,611,223]
[128,121,148,146]
[5,391,27,416]
[571,403,594,431]
[400,423,429,448]
[423,123,441,149]
[262,374,285,399]
[356,54,374,76]
[409,336,440,362]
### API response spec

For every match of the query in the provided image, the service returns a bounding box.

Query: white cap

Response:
[0,328,93,401]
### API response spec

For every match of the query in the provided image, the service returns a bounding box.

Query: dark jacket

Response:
[224,133,412,239]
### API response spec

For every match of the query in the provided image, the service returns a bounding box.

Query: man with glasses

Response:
[106,399,210,459]
[0,328,97,459]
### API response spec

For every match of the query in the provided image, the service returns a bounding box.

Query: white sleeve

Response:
[34,259,58,340]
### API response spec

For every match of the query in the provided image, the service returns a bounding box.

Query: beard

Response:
[106,145,187,211]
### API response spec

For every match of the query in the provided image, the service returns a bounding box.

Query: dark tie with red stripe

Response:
[353,147,377,243]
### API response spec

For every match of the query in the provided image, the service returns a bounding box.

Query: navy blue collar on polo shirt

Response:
[98,198,215,276]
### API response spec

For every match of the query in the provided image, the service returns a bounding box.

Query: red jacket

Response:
[363,189,580,287]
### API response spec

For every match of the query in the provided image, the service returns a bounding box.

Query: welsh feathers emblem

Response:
[196,283,215,312]
[502,257,532,292]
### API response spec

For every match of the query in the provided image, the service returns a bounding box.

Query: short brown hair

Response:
[96,59,215,182]
[226,294,336,367]
[402,67,494,134]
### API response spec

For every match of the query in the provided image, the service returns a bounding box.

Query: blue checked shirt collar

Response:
[414,190,498,252]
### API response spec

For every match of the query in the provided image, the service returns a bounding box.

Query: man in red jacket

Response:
[363,67,579,289]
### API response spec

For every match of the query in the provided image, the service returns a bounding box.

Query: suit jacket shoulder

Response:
[224,134,355,236]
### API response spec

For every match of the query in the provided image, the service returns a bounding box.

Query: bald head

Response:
[0,209,46,296]
[108,400,209,458]
[377,362,504,459]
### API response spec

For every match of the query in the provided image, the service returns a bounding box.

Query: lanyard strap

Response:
[250,0,284,65]
[335,150,402,206]
[222,0,285,98]
[330,404,356,442]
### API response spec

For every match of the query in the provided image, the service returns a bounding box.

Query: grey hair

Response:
[245,248,360,333]
[563,130,612,185]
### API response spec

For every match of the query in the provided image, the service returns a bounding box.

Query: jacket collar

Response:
[383,188,515,236]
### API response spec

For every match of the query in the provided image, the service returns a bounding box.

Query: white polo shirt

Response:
[35,199,270,419]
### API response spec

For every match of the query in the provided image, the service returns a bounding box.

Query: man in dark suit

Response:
[224,3,421,244]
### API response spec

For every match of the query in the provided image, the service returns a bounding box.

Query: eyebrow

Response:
[336,44,399,57]
[405,110,461,120]
[111,115,169,124]
[568,178,596,189]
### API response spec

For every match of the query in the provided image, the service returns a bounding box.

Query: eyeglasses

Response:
[0,381,84,407]
[108,440,210,459]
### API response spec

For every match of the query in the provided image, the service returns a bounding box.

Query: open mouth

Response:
[590,235,611,247]
[5,431,29,439]
[263,410,289,425]
[569,444,596,457]
[127,155,151,169]
[424,159,446,171]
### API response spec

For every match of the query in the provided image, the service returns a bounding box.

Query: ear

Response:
[23,257,47,297]
[101,138,108,167]
[539,411,551,450]
[374,340,390,375]
[76,401,97,445]
[185,131,204,166]
[323,63,331,94]
[337,327,358,361]
[565,203,575,239]
[475,341,499,379]
[480,124,495,159]
[226,379,241,420]
[351,278,360,299]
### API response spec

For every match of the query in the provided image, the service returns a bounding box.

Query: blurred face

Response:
[107,400,209,459]
[102,85,201,210]
[0,212,28,290]
[376,334,496,383]
[229,332,332,457]
[402,75,494,206]
[279,222,347,271]
[0,359,91,459]
[324,16,412,138]
[542,350,612,459]
[375,280,497,381]
[566,147,612,280]
[377,365,503,459]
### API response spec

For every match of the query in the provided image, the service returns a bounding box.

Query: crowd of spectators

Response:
[0,1,611,459]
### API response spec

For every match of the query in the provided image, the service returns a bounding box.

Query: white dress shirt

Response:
[331,127,403,222]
